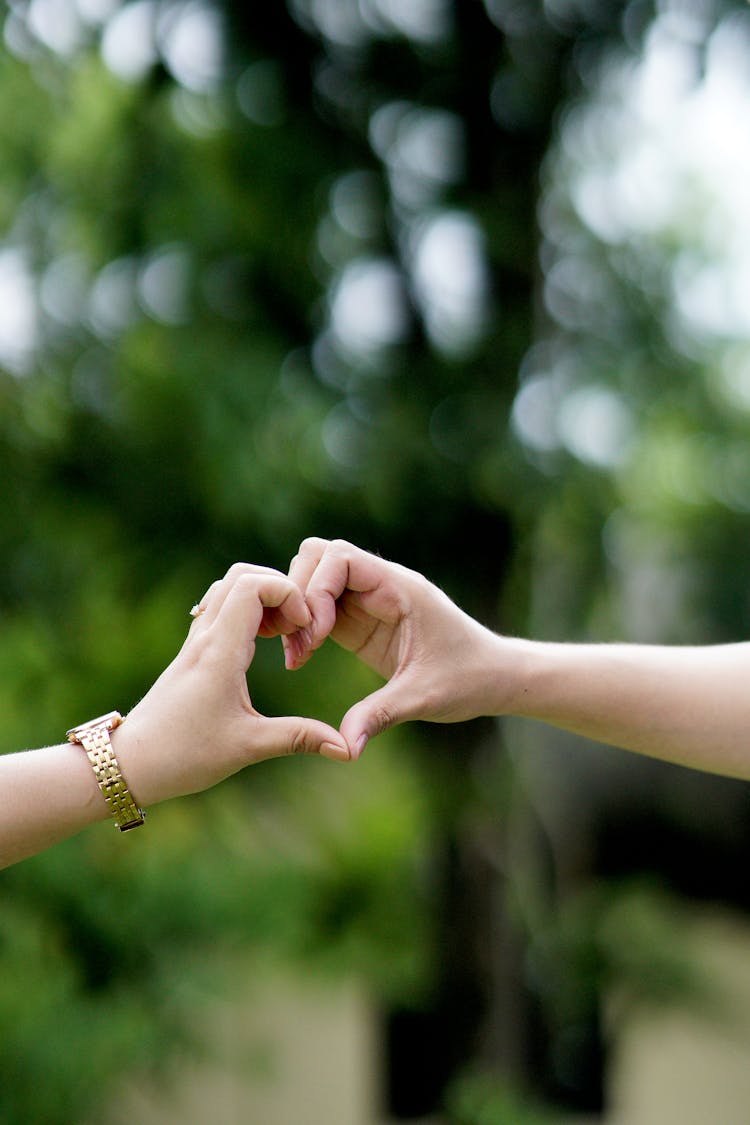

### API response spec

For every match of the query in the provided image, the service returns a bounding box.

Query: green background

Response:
[2,0,750,1120]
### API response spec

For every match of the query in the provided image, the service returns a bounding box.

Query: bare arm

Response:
[0,563,349,870]
[286,538,750,780]
[495,637,750,779]
[0,743,113,869]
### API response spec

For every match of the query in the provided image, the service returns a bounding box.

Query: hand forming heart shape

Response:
[117,538,502,812]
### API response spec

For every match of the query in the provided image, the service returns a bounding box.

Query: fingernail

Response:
[354,734,368,759]
[283,633,305,670]
[293,605,311,630]
[321,741,350,763]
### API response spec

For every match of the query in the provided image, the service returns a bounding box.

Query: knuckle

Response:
[234,572,262,596]
[299,536,329,556]
[225,561,252,581]
[329,537,353,555]
[187,631,223,672]
[371,704,395,736]
[412,570,431,592]
[288,725,316,756]
[222,558,258,585]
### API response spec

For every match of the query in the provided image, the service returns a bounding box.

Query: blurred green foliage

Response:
[447,1071,564,1125]
[3,0,750,1121]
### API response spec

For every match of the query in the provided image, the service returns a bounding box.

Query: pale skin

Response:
[284,537,750,780]
[5,541,750,869]
[0,564,350,870]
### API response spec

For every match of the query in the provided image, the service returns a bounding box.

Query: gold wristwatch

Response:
[66,711,145,831]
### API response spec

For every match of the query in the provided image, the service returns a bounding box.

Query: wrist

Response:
[67,712,145,831]
[109,717,163,810]
[492,637,596,726]
[481,632,541,718]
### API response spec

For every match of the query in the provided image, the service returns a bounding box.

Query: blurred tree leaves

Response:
[3,0,750,1121]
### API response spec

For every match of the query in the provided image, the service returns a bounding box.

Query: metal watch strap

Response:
[67,712,145,831]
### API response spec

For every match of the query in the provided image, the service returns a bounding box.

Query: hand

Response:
[283,539,504,758]
[116,564,351,807]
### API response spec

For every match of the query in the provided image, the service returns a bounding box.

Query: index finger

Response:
[206,571,311,670]
[189,563,303,632]
[288,537,330,595]
[284,537,331,669]
[289,539,396,667]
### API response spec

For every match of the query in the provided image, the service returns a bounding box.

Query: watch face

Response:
[66,711,122,739]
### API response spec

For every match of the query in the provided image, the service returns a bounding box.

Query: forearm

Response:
[0,742,111,869]
[493,638,750,780]
[0,716,163,869]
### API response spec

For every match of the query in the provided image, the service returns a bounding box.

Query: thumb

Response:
[339,679,412,760]
[256,714,351,763]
